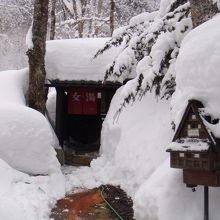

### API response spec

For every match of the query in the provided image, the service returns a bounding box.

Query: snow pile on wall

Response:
[45,38,124,82]
[0,69,61,175]
[171,14,220,137]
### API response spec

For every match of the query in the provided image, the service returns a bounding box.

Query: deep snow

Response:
[0,69,61,175]
[0,69,65,220]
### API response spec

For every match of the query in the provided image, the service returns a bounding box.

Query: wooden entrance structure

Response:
[47,81,121,157]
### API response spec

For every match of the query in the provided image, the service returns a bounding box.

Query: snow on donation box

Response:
[68,88,97,115]
[167,100,220,187]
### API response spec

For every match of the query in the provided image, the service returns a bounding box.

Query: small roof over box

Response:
[45,38,123,87]
[167,100,220,153]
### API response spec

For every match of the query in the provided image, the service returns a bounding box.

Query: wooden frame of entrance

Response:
[46,81,122,149]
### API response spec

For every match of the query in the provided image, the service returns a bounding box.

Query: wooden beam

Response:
[55,87,65,147]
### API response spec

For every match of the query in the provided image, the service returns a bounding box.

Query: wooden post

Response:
[204,186,209,220]
[55,87,65,147]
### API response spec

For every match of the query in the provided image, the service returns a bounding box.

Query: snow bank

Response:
[0,69,61,175]
[171,14,220,138]
[0,159,65,220]
[134,159,220,220]
[45,38,121,82]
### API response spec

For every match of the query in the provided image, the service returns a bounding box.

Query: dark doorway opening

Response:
[54,84,119,165]
[68,115,102,153]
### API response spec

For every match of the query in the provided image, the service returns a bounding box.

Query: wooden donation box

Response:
[167,100,220,187]
[68,88,97,115]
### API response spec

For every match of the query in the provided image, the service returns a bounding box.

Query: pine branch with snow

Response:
[95,0,192,116]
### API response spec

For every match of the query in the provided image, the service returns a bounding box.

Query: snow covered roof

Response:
[167,138,211,152]
[45,38,122,84]
[167,99,220,152]
[172,100,216,143]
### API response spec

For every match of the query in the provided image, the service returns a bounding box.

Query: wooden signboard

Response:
[68,88,97,115]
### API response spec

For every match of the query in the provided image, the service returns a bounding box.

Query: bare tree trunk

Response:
[95,0,103,36]
[190,0,218,28]
[50,0,56,40]
[27,0,49,114]
[110,0,115,36]
[72,0,84,38]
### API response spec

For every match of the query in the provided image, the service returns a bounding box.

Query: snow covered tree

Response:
[114,0,160,26]
[50,0,56,40]
[94,0,219,115]
[0,0,33,70]
[0,0,33,32]
[27,0,49,113]
[54,0,160,38]
[55,0,111,38]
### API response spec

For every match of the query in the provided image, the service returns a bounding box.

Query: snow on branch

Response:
[95,0,192,116]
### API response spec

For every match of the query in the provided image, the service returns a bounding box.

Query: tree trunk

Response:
[190,0,218,28]
[110,0,115,36]
[50,0,56,40]
[95,0,103,36]
[27,0,49,114]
